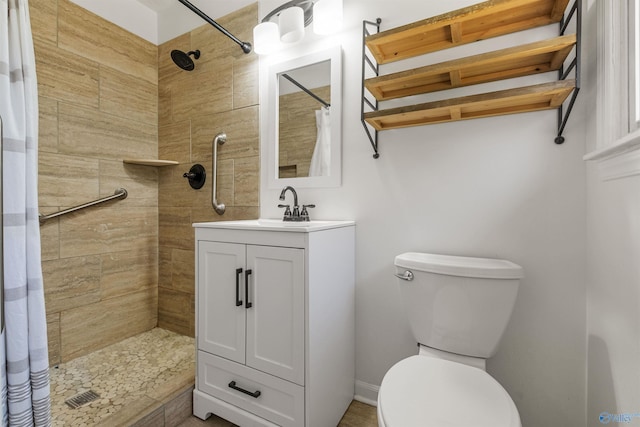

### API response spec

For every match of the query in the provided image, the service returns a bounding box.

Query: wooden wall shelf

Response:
[365,0,571,64]
[360,0,581,157]
[364,80,575,131]
[365,34,576,101]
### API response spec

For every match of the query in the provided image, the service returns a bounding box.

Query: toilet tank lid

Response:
[395,253,524,279]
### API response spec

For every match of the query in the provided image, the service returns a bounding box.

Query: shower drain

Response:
[65,390,100,409]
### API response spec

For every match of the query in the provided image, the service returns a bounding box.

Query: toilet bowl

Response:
[378,253,523,427]
[377,356,521,427]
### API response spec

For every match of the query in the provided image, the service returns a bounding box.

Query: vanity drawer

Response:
[197,351,304,427]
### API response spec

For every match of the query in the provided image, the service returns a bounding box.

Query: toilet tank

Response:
[395,253,523,359]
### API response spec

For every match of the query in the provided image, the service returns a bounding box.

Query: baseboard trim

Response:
[354,380,379,407]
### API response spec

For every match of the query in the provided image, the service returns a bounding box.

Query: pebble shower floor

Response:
[49,328,195,426]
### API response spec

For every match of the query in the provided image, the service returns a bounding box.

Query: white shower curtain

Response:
[309,106,331,177]
[0,0,51,425]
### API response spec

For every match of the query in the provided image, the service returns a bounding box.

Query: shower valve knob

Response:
[183,164,206,190]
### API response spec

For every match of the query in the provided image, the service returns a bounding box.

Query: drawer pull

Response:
[228,380,261,398]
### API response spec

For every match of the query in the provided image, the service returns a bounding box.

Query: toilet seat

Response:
[378,355,521,427]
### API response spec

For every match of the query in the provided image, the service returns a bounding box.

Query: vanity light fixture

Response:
[253,22,280,54]
[313,0,343,35]
[253,0,343,55]
[279,6,305,43]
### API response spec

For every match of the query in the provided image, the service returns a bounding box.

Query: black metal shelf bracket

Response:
[555,0,581,144]
[361,18,382,159]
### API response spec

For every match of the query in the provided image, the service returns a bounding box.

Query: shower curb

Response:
[133,384,195,427]
[96,382,195,427]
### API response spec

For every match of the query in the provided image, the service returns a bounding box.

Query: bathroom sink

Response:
[257,219,335,227]
[192,219,354,232]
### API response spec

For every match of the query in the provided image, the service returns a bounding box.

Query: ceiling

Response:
[137,0,252,16]
[69,0,255,45]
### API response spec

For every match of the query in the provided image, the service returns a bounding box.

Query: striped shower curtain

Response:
[0,0,51,425]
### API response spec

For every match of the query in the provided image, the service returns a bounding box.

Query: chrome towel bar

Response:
[39,188,128,224]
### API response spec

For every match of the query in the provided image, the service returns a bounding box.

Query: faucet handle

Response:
[278,204,292,220]
[300,204,315,221]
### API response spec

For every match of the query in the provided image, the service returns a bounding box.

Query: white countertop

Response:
[193,219,355,233]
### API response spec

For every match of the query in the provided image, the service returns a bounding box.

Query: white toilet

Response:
[377,252,524,427]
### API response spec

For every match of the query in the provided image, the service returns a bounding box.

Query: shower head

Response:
[171,49,200,71]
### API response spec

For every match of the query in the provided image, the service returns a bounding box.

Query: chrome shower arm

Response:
[177,0,252,54]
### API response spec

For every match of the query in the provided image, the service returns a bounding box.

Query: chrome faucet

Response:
[278,186,299,221]
[278,186,314,221]
[279,186,298,208]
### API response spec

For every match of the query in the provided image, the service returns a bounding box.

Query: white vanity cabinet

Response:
[193,220,355,427]
[197,242,305,385]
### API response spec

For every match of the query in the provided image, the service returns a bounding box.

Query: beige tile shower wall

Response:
[278,86,331,177]
[157,4,260,336]
[30,0,159,365]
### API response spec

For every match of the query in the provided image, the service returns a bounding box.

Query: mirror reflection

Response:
[278,60,332,179]
[264,45,341,189]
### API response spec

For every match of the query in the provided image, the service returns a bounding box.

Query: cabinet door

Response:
[198,241,246,364]
[245,245,305,385]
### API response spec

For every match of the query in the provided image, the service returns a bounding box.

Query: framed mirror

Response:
[264,45,342,188]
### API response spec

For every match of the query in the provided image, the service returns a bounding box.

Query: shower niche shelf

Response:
[123,159,179,167]
[361,0,580,158]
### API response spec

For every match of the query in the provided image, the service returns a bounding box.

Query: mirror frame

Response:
[264,45,342,189]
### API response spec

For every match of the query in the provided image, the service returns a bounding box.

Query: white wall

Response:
[586,169,640,427]
[259,0,587,425]
[69,0,158,43]
[583,0,640,425]
[69,0,255,44]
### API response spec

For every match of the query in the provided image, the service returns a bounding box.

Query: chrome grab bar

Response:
[394,270,414,281]
[39,188,128,224]
[212,132,226,215]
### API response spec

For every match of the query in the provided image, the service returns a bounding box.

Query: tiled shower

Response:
[32,0,260,423]
[35,0,259,365]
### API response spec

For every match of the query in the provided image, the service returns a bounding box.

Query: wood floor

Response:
[177,400,378,427]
